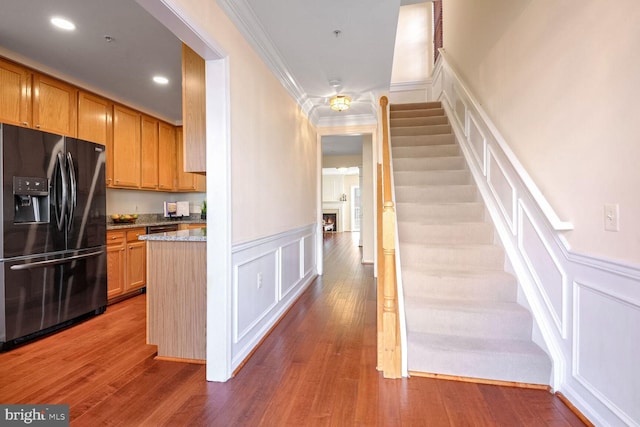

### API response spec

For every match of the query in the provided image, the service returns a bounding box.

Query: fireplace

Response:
[323,213,337,232]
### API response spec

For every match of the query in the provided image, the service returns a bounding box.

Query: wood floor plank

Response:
[0,232,588,426]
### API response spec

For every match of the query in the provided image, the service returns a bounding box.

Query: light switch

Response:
[604,203,619,232]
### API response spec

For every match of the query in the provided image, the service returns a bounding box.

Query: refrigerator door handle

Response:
[53,152,69,232]
[66,152,77,231]
[9,250,104,271]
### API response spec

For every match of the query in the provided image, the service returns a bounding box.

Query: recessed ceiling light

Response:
[153,76,169,85]
[51,17,76,31]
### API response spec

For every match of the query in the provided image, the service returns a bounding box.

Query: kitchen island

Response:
[139,227,206,363]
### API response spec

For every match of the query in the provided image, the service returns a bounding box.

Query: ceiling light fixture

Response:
[329,95,351,112]
[51,17,76,31]
[153,76,169,85]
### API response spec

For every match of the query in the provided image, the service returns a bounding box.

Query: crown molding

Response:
[217,0,307,108]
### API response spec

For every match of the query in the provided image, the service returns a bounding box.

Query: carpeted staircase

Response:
[390,102,551,385]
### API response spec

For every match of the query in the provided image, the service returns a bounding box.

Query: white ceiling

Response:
[0,0,429,154]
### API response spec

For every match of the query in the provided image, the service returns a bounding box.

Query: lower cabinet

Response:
[106,227,147,301]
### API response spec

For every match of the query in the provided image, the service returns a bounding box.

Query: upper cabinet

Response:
[112,104,141,188]
[0,57,31,127]
[32,73,77,137]
[176,127,206,192]
[0,57,77,136]
[77,91,112,185]
[158,121,176,191]
[181,44,206,173]
[140,115,159,190]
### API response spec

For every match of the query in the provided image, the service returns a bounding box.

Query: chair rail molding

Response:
[431,49,640,427]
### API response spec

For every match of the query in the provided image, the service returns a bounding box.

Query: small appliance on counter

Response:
[163,201,189,220]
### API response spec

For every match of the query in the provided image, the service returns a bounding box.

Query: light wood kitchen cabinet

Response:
[125,228,147,291]
[106,230,126,299]
[0,58,77,136]
[32,73,77,137]
[181,44,206,173]
[158,121,176,191]
[112,104,141,188]
[140,115,159,190]
[106,227,147,301]
[0,57,31,127]
[77,91,112,185]
[175,127,206,192]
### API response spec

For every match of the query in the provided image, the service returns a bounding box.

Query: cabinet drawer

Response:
[107,231,126,245]
[126,228,146,243]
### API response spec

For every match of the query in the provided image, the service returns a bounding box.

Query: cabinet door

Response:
[182,44,206,173]
[175,127,197,191]
[126,241,146,291]
[106,231,126,300]
[77,91,112,185]
[32,73,77,136]
[0,58,31,127]
[158,122,176,191]
[195,174,206,192]
[140,115,159,189]
[112,104,141,188]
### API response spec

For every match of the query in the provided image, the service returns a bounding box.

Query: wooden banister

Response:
[377,96,401,378]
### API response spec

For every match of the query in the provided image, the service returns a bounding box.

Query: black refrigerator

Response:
[0,123,107,350]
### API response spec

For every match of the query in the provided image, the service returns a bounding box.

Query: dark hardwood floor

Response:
[0,232,586,426]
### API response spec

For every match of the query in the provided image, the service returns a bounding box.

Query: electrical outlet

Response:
[256,272,263,289]
[604,203,619,232]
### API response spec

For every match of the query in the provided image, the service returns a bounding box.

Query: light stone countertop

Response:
[139,227,206,242]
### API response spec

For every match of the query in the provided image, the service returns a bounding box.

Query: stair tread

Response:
[407,332,549,357]
[405,296,527,313]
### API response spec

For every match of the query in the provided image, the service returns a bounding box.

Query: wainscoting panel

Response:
[231,224,318,369]
[234,250,278,342]
[303,233,316,277]
[281,241,302,298]
[432,51,640,426]
[468,114,487,176]
[487,147,515,233]
[574,281,640,426]
[518,203,567,337]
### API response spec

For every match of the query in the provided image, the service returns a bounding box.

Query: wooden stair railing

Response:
[377,96,401,378]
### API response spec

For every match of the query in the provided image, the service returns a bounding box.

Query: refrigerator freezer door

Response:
[0,248,107,345]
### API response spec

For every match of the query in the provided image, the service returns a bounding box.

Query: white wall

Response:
[443,0,640,265]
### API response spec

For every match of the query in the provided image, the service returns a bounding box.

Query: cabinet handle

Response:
[35,124,41,128]
[111,236,117,240]
[107,178,112,184]
[22,121,28,126]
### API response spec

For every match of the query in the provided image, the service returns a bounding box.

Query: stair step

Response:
[391,124,452,137]
[395,185,479,203]
[407,332,551,385]
[390,108,445,119]
[394,170,472,186]
[397,221,494,245]
[393,144,460,158]
[390,116,448,127]
[393,156,466,172]
[391,134,456,147]
[399,243,505,270]
[405,297,532,340]
[395,201,485,222]
[401,267,517,301]
[390,102,442,111]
